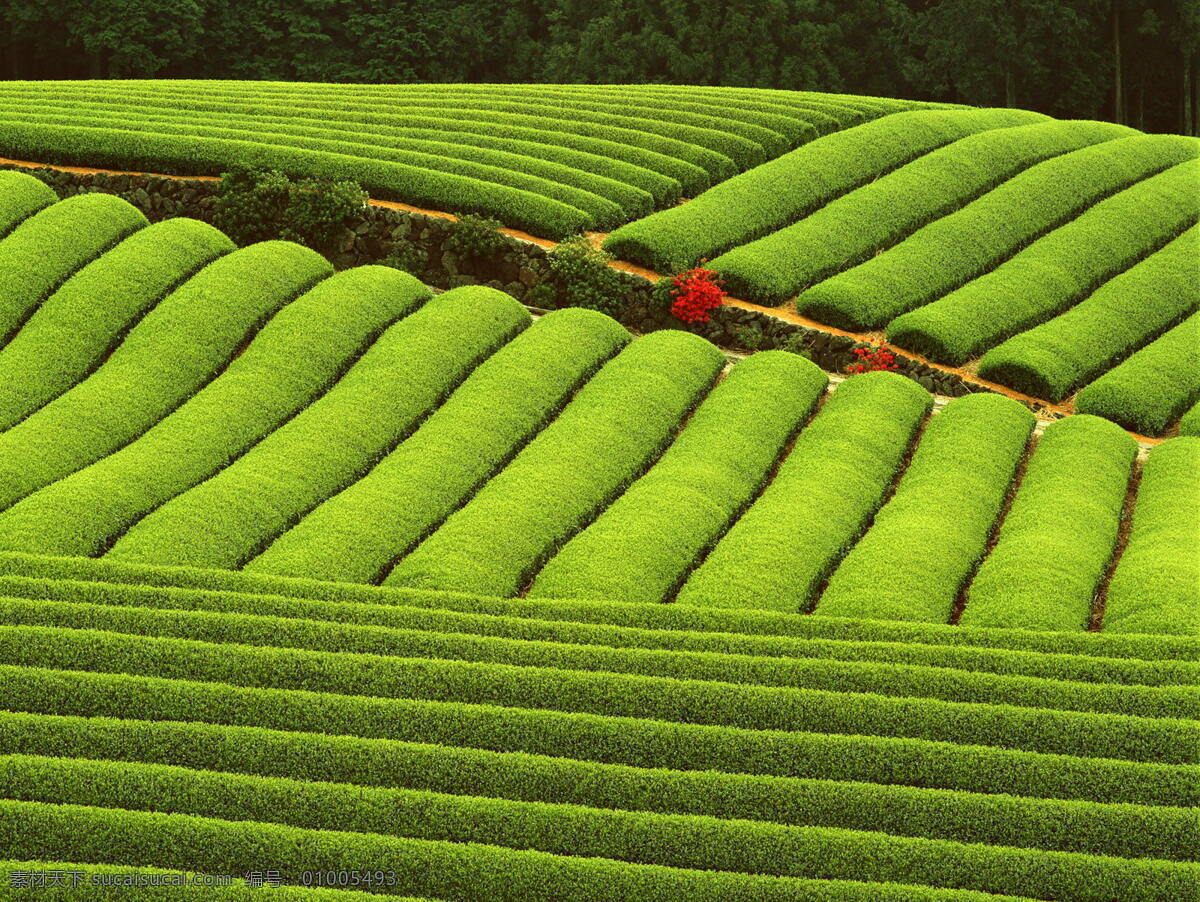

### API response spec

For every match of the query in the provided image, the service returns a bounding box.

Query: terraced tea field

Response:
[0,84,1197,901]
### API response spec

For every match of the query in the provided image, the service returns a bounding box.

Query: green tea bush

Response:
[1074,312,1200,435]
[529,352,827,603]
[961,416,1136,631]
[817,393,1035,623]
[978,225,1199,401]
[0,241,332,512]
[0,193,147,345]
[386,330,725,596]
[0,267,429,558]
[0,169,57,237]
[248,308,629,584]
[0,218,231,431]
[1104,437,1200,635]
[677,372,931,611]
[106,287,528,570]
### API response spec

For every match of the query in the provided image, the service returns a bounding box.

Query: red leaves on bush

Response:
[668,267,726,324]
[846,342,899,374]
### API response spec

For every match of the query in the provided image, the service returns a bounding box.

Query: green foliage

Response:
[105,287,527,570]
[962,416,1136,631]
[710,120,1135,304]
[0,267,429,558]
[2,622,1198,763]
[0,193,147,345]
[2,595,1194,720]
[248,308,629,584]
[0,711,1191,862]
[978,225,1200,401]
[1105,437,1200,635]
[602,108,1046,273]
[530,352,828,603]
[0,170,57,238]
[0,118,595,239]
[1,754,1197,902]
[1180,399,1200,437]
[799,134,1200,330]
[2,565,1196,682]
[731,323,764,350]
[0,218,231,432]
[817,393,1036,623]
[213,165,366,253]
[382,240,428,277]
[386,330,725,596]
[677,371,931,611]
[885,160,1200,365]
[542,234,628,317]
[0,241,332,512]
[444,211,506,258]
[1073,312,1200,435]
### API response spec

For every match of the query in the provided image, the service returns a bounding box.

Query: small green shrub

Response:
[383,242,429,277]
[213,165,367,254]
[445,213,507,258]
[732,324,763,351]
[542,235,627,317]
[780,332,814,360]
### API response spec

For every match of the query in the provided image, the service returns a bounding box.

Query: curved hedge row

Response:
[797,134,1199,330]
[0,218,233,432]
[961,416,1136,632]
[2,659,1195,805]
[1,711,1190,862]
[0,241,332,512]
[529,351,827,603]
[817,393,1035,623]
[4,625,1195,763]
[885,159,1200,364]
[1,572,1195,685]
[1181,398,1200,436]
[5,109,643,228]
[248,308,630,584]
[710,120,1134,304]
[1104,437,1200,636]
[1073,312,1200,435]
[0,267,430,558]
[603,108,1045,272]
[2,755,1195,902]
[977,224,1199,401]
[0,120,596,239]
[0,170,56,238]
[4,597,1193,720]
[676,371,931,612]
[386,330,725,597]
[0,193,147,346]
[105,287,528,570]
[4,547,1195,662]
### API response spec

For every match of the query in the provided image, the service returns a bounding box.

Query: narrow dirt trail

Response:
[0,155,1166,446]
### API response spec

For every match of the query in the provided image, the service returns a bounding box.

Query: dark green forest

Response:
[2,0,1197,135]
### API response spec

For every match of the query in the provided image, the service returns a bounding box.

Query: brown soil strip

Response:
[1089,458,1143,631]
[948,430,1039,625]
[0,155,1167,446]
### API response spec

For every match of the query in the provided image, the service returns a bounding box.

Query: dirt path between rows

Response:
[2,155,1165,446]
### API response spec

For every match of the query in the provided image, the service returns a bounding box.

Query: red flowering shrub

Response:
[668,267,726,323]
[846,341,899,374]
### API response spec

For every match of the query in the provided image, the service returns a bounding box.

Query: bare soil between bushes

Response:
[2,155,1166,448]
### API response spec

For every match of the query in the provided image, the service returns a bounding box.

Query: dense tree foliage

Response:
[0,0,1195,134]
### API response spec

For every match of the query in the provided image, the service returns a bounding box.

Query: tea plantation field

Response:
[0,88,1197,900]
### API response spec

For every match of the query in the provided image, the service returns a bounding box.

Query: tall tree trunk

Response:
[1004,67,1015,108]
[1186,58,1195,136]
[1137,82,1144,130]
[1113,4,1124,124]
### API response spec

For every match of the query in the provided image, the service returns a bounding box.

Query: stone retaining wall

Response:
[6,164,997,402]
